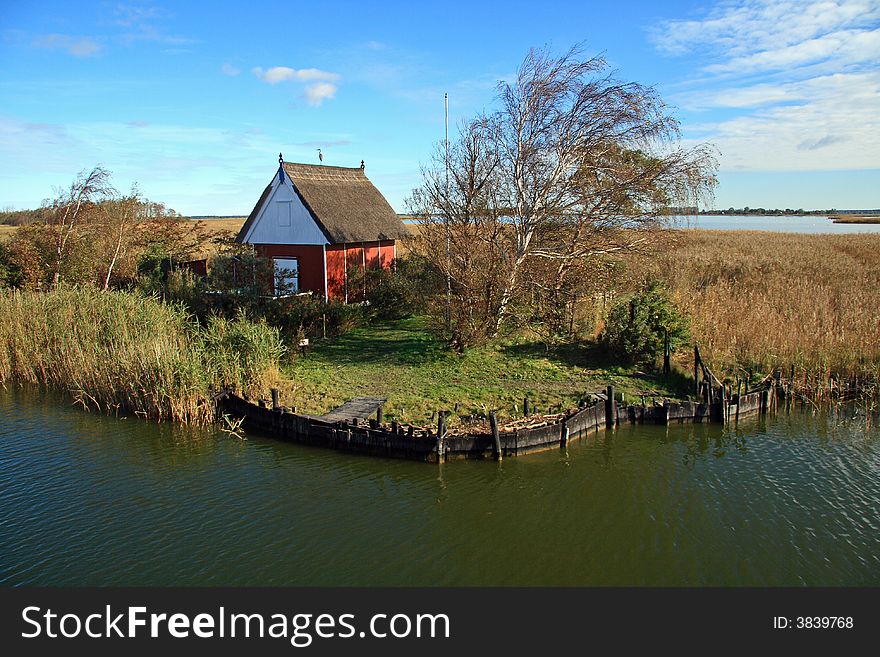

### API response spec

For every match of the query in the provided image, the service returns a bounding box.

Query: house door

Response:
[273,257,299,296]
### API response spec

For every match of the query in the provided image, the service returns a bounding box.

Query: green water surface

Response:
[1,387,878,586]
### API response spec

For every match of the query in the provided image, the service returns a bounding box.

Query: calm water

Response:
[404,215,880,234]
[671,214,880,234]
[1,387,878,586]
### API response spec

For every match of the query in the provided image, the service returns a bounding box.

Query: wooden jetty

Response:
[317,397,386,424]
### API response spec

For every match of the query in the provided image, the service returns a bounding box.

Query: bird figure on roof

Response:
[317,148,323,164]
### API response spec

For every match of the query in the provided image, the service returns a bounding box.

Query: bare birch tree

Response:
[409,45,717,348]
[408,119,508,348]
[46,166,115,287]
[99,188,142,291]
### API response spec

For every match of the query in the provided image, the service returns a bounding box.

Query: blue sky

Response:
[1,0,878,214]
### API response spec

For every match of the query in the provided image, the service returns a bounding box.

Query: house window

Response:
[277,200,292,227]
[274,257,299,296]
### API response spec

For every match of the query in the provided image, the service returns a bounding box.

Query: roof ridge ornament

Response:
[360,160,365,170]
[278,152,284,184]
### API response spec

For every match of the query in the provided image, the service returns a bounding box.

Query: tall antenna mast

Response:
[445,92,449,178]
[444,92,451,334]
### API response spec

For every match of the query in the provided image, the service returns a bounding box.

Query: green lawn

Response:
[281,317,689,427]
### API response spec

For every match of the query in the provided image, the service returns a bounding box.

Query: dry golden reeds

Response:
[628,230,880,401]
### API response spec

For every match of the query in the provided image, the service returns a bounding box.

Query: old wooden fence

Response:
[217,381,778,464]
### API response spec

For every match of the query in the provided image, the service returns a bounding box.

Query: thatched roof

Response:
[237,162,408,244]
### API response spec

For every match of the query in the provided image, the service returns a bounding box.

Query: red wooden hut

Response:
[235,156,409,301]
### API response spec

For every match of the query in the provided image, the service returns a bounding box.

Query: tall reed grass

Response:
[0,287,284,424]
[630,230,880,401]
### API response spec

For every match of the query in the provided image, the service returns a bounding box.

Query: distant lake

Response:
[671,214,880,234]
[404,215,880,234]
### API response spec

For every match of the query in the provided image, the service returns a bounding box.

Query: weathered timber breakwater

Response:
[217,384,777,463]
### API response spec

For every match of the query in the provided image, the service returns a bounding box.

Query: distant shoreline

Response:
[830,215,880,224]
[697,209,879,217]
[180,213,880,225]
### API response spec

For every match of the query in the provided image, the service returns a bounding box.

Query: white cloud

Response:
[681,72,880,170]
[653,0,880,172]
[220,63,241,76]
[304,82,337,106]
[106,3,193,47]
[651,0,880,62]
[32,34,102,57]
[111,4,165,29]
[295,68,341,82]
[251,65,341,107]
[704,28,880,75]
[678,70,880,110]
[252,66,340,84]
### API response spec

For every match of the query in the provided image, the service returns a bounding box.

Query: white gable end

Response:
[242,176,328,245]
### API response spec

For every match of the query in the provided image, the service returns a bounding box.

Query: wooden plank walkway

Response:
[318,396,387,424]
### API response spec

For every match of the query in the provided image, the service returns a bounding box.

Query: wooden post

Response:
[271,388,280,411]
[391,420,398,434]
[523,397,531,417]
[605,385,616,428]
[436,410,447,463]
[663,330,670,375]
[560,420,569,448]
[376,405,383,426]
[694,345,700,398]
[718,383,726,423]
[735,381,742,422]
[489,411,502,461]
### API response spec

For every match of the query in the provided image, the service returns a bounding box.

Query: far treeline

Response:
[699,208,880,216]
[1,44,878,426]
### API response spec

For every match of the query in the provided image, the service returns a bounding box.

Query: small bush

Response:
[261,294,365,342]
[601,282,690,366]
[337,254,439,322]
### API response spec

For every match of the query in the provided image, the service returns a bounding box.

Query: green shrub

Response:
[601,282,690,366]
[321,299,365,336]
[364,267,411,320]
[261,294,364,342]
[361,255,442,321]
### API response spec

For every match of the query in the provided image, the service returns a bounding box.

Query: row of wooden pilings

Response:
[237,346,780,463]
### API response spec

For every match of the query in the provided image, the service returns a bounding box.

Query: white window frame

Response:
[273,257,299,296]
